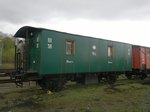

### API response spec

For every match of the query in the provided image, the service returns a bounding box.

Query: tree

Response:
[1,37,15,63]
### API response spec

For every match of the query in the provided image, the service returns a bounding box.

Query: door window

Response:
[108,46,113,58]
[66,40,75,55]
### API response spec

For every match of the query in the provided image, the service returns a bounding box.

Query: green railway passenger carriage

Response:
[14,26,132,90]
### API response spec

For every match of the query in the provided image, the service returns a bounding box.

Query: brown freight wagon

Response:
[146,47,150,72]
[131,45,149,79]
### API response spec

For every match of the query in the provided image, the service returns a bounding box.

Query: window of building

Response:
[108,46,113,58]
[66,40,75,55]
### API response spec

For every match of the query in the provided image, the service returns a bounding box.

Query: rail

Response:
[0,68,15,74]
[0,68,15,84]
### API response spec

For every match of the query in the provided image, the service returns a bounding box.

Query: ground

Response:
[0,76,150,112]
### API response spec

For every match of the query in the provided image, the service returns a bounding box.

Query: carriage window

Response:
[108,46,113,58]
[66,40,75,55]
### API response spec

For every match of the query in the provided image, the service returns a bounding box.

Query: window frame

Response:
[107,45,114,58]
[66,40,75,56]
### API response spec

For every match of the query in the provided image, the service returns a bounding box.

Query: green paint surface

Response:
[16,27,132,75]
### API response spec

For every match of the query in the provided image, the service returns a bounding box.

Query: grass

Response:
[0,78,150,112]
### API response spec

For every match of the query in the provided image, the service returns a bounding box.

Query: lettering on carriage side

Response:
[37,36,39,42]
[66,60,74,64]
[30,32,33,36]
[48,38,52,43]
[36,35,40,48]
[142,59,145,64]
[48,44,52,49]
[128,48,130,56]
[92,45,96,50]
[92,45,97,56]
[108,61,113,64]
[36,43,39,48]
[92,51,96,56]
[48,38,52,49]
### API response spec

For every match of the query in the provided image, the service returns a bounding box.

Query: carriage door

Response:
[28,33,40,71]
[107,45,114,71]
[65,40,75,73]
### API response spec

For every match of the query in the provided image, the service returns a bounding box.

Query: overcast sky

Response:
[0,0,150,46]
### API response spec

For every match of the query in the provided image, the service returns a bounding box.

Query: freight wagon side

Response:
[131,45,149,79]
[146,47,150,72]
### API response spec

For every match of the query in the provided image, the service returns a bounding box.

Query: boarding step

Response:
[15,74,24,87]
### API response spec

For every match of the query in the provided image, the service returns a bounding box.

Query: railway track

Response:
[0,68,15,84]
[0,68,15,74]
[0,79,15,84]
